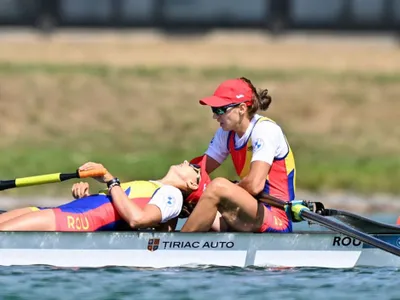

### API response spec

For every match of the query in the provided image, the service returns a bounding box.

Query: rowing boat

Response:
[1,171,399,269]
[0,230,399,268]
[0,199,399,269]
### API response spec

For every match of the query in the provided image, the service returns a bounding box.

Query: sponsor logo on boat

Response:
[147,238,160,251]
[332,236,362,247]
[146,239,235,251]
[161,241,235,249]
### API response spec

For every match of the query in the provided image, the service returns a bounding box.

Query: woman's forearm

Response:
[238,177,263,196]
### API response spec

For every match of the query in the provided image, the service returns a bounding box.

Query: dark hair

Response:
[240,77,272,118]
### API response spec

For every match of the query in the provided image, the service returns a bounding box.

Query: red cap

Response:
[185,155,211,204]
[199,78,253,107]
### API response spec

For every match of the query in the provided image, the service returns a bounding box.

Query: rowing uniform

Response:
[206,114,296,233]
[33,181,183,231]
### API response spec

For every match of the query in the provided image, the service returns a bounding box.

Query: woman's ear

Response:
[186,179,199,191]
[239,103,247,115]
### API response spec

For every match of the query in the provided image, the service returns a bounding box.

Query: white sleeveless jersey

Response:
[148,184,183,223]
[205,114,289,165]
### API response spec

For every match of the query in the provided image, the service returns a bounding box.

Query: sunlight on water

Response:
[0,266,399,300]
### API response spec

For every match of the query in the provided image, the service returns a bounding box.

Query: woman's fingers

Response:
[77,182,90,198]
[71,182,90,199]
[71,183,80,199]
[77,162,113,183]
[78,162,105,171]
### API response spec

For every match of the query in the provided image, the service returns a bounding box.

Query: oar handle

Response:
[258,192,287,209]
[78,168,107,178]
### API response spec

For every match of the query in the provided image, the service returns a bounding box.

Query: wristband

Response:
[106,178,120,191]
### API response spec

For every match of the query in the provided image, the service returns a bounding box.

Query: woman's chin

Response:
[219,123,228,131]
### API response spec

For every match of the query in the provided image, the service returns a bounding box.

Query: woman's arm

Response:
[109,185,163,228]
[205,155,221,174]
[238,161,271,196]
[203,129,229,174]
[78,161,164,229]
[109,183,183,229]
[238,121,286,196]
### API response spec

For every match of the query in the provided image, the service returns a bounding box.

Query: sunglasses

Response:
[189,163,201,184]
[211,103,241,116]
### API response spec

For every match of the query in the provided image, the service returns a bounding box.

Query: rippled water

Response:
[0,266,399,300]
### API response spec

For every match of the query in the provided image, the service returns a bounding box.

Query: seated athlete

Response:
[0,156,210,232]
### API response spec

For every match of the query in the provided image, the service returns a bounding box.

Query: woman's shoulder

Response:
[252,116,285,139]
[152,185,184,203]
[157,185,183,196]
[254,115,283,130]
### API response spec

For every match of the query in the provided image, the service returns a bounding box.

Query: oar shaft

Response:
[15,173,63,187]
[0,168,107,191]
[325,209,400,234]
[257,192,400,257]
[302,210,400,257]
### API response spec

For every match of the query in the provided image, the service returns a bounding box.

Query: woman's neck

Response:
[234,117,251,138]
[158,175,186,191]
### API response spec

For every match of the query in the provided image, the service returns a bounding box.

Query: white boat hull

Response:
[0,231,399,269]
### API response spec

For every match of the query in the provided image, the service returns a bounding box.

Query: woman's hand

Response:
[71,182,91,199]
[78,162,114,183]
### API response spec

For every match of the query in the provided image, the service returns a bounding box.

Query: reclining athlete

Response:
[0,156,210,232]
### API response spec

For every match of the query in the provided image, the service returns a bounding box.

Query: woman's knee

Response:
[205,177,234,198]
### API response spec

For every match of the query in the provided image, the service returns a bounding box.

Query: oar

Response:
[258,192,400,257]
[324,209,400,234]
[0,169,107,191]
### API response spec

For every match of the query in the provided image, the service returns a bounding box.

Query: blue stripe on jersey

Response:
[57,194,112,213]
[263,180,270,195]
[56,187,131,213]
[287,169,295,201]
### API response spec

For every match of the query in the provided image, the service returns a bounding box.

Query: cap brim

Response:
[190,155,210,184]
[199,96,232,107]
[198,156,211,187]
[186,155,212,203]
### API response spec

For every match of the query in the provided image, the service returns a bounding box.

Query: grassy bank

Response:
[0,62,399,196]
